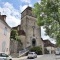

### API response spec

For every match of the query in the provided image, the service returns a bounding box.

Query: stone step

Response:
[10,53,19,58]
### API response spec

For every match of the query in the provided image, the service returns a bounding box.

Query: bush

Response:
[30,46,42,55]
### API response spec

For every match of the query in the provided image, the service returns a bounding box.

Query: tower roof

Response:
[21,6,32,14]
[26,6,32,10]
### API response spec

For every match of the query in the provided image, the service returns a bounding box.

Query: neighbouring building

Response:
[41,38,55,54]
[0,14,11,54]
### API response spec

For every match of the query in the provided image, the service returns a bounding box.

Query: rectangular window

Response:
[4,27,7,35]
[2,41,6,52]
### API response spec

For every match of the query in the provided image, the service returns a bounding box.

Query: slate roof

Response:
[41,38,56,47]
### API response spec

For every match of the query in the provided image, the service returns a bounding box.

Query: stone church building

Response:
[20,6,44,53]
[12,6,44,54]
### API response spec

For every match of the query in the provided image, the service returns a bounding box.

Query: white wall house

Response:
[0,15,11,54]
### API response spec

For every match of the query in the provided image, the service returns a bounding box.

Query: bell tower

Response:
[21,6,42,48]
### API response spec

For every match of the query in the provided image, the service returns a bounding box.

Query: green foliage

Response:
[30,46,42,55]
[33,0,60,46]
[33,2,45,26]
[10,29,18,40]
[17,38,23,45]
[56,32,60,46]
[10,29,23,45]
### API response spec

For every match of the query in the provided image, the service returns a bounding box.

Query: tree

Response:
[10,29,18,40]
[10,29,23,45]
[33,0,60,46]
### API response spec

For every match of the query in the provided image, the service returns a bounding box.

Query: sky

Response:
[0,0,40,27]
[0,0,56,43]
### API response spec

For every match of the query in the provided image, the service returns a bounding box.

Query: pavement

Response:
[39,54,55,60]
[12,54,60,60]
[12,55,43,60]
[12,58,20,60]
[55,55,60,60]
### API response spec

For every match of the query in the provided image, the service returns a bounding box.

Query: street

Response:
[12,54,60,60]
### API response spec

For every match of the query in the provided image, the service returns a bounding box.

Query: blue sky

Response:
[0,0,40,27]
[0,0,40,11]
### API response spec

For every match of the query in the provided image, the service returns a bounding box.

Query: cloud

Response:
[0,2,32,27]
[6,15,21,27]
[20,0,31,3]
[20,5,28,13]
[0,2,20,27]
[41,26,49,40]
[41,26,56,44]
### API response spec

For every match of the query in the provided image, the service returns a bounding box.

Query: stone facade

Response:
[12,25,26,50]
[0,14,11,54]
[12,7,44,54]
[10,39,23,54]
[20,6,44,52]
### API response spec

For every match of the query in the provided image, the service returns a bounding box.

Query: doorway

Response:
[32,38,36,46]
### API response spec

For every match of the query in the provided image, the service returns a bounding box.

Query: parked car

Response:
[27,52,37,59]
[0,53,12,60]
[55,48,60,55]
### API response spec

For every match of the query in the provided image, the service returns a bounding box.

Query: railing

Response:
[19,46,31,57]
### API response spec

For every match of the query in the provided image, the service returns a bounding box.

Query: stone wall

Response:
[10,39,23,54]
[21,7,43,48]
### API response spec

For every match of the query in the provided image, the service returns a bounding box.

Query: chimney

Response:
[2,15,6,20]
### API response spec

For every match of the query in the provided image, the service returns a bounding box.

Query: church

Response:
[20,6,44,53]
[12,6,44,54]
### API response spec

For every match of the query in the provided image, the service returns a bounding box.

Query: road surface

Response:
[12,54,60,60]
